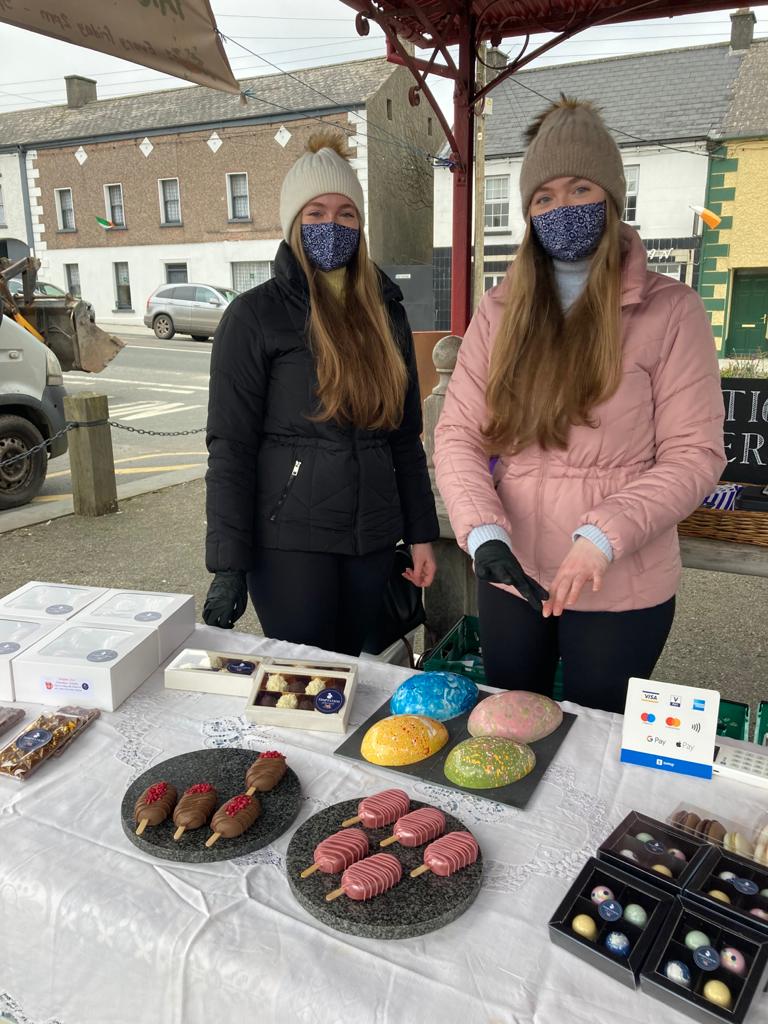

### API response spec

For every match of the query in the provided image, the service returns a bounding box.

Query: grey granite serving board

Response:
[120,747,301,863]
[286,798,482,940]
[334,690,576,810]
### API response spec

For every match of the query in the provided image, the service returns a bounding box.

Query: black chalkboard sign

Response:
[721,379,768,485]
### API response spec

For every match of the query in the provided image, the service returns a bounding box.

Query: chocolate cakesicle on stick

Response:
[245,751,286,796]
[205,793,261,847]
[411,832,480,878]
[172,782,218,840]
[380,807,446,848]
[134,781,177,836]
[300,828,369,878]
[341,788,410,828]
[325,852,403,902]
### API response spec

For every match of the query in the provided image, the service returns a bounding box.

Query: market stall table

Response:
[1,625,765,1024]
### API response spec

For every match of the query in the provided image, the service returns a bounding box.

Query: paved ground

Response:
[2,476,765,729]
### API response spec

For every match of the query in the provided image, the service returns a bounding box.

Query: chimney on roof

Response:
[486,47,508,81]
[730,8,756,51]
[65,75,97,109]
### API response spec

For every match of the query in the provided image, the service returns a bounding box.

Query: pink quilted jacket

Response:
[434,225,727,612]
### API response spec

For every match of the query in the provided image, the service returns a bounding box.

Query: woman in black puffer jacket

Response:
[203,132,438,655]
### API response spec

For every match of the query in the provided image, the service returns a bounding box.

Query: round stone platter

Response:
[286,798,482,940]
[121,747,301,863]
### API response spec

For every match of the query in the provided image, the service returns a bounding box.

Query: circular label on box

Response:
[645,839,666,856]
[87,648,118,663]
[314,689,345,714]
[598,900,623,922]
[16,728,52,753]
[693,946,720,972]
[225,660,256,675]
[134,611,162,622]
[46,604,72,615]
[0,642,21,655]
[732,877,759,896]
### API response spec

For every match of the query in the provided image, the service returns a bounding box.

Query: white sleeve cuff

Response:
[573,524,614,562]
[467,524,513,559]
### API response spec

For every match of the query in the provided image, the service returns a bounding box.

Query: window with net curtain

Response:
[228,173,250,221]
[231,261,272,292]
[484,174,510,229]
[160,178,181,224]
[623,165,639,223]
[106,184,125,227]
[56,188,75,231]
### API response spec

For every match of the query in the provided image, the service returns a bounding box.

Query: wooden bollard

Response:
[62,393,118,516]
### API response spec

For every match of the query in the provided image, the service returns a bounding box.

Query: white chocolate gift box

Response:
[0,617,59,701]
[164,649,264,699]
[0,582,108,622]
[12,623,159,711]
[244,659,358,734]
[75,589,195,662]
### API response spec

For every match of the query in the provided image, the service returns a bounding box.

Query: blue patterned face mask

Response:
[531,200,606,261]
[301,222,360,271]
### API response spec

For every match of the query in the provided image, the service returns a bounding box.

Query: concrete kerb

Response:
[0,464,206,535]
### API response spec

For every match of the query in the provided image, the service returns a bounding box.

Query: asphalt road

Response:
[37,330,212,501]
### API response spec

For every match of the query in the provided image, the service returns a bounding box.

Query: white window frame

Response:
[231,260,272,292]
[113,261,132,310]
[164,261,188,284]
[650,262,684,281]
[64,263,81,297]
[158,177,182,226]
[483,272,506,291]
[484,174,510,231]
[54,187,76,231]
[623,165,639,223]
[226,172,250,222]
[0,182,6,227]
[104,182,125,227]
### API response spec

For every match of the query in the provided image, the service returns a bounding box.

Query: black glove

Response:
[203,570,248,629]
[473,540,549,613]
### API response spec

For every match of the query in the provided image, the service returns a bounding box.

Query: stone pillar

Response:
[423,335,478,645]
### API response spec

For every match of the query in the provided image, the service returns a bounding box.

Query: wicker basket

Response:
[678,483,768,547]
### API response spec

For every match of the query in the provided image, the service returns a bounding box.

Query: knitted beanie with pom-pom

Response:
[279,131,365,239]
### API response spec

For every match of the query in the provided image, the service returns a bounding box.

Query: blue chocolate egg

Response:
[604,931,631,957]
[390,671,478,722]
[664,960,691,987]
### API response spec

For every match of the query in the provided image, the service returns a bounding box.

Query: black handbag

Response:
[361,544,426,663]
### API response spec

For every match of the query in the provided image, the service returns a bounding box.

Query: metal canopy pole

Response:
[451,18,475,335]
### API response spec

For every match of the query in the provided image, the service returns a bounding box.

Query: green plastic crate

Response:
[422,614,564,701]
[757,701,768,746]
[716,699,750,742]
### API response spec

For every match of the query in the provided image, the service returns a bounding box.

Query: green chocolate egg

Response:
[443,736,535,789]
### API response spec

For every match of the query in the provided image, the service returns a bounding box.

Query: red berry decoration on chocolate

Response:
[225,794,252,816]
[145,781,170,803]
[186,782,214,794]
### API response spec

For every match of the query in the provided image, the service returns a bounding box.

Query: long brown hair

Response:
[482,200,623,455]
[289,208,407,432]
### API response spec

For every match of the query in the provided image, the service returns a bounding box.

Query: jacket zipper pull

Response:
[269,460,302,522]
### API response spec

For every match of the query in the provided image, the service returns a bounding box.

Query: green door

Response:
[726,272,768,356]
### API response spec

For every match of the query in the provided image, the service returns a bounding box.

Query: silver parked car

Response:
[144,283,239,341]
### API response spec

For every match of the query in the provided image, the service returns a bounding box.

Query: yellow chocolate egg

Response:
[360,715,448,766]
[707,889,731,904]
[572,914,598,941]
[651,864,673,877]
[703,980,732,1009]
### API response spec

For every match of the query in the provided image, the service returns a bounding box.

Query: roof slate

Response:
[0,57,394,148]
[485,42,749,156]
[722,39,768,136]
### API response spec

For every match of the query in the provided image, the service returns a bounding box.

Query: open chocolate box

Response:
[640,901,768,1023]
[244,659,357,733]
[598,811,717,894]
[685,850,768,939]
[549,856,675,989]
[668,804,766,869]
[165,649,265,698]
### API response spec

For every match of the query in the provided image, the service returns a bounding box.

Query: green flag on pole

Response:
[96,216,114,229]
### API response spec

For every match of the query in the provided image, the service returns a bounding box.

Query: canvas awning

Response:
[0,0,239,95]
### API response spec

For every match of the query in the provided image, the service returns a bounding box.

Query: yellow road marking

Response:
[46,452,206,479]
[112,464,202,474]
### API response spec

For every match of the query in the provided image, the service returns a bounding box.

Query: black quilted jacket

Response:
[205,242,439,571]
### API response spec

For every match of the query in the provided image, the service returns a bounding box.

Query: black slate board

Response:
[334,690,576,810]
[120,747,301,863]
[286,798,482,940]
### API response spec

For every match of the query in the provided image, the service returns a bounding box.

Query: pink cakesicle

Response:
[380,807,446,848]
[300,828,369,878]
[341,788,410,829]
[326,852,403,902]
[411,832,480,878]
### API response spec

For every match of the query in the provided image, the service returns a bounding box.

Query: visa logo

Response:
[693,699,706,711]
[642,691,659,702]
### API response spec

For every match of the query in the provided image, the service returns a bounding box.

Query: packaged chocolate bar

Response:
[0,707,24,739]
[0,705,100,780]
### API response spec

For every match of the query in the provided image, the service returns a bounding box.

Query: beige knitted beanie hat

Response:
[519,98,626,215]
[279,132,365,240]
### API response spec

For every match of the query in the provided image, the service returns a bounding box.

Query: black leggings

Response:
[247,548,394,657]
[478,581,676,714]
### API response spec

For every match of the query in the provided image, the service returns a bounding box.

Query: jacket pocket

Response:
[268,458,302,523]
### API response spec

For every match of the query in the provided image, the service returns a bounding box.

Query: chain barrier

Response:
[0,419,206,470]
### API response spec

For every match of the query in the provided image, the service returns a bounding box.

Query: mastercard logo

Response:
[641,712,656,723]
[665,716,681,728]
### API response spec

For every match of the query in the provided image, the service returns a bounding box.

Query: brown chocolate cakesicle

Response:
[245,751,287,793]
[173,783,218,839]
[208,794,262,841]
[134,781,178,834]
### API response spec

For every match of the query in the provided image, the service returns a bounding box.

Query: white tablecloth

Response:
[1,626,765,1024]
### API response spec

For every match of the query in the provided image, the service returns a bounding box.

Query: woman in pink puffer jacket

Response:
[434,98,726,713]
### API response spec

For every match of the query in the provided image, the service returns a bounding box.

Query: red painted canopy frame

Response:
[340,0,768,333]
